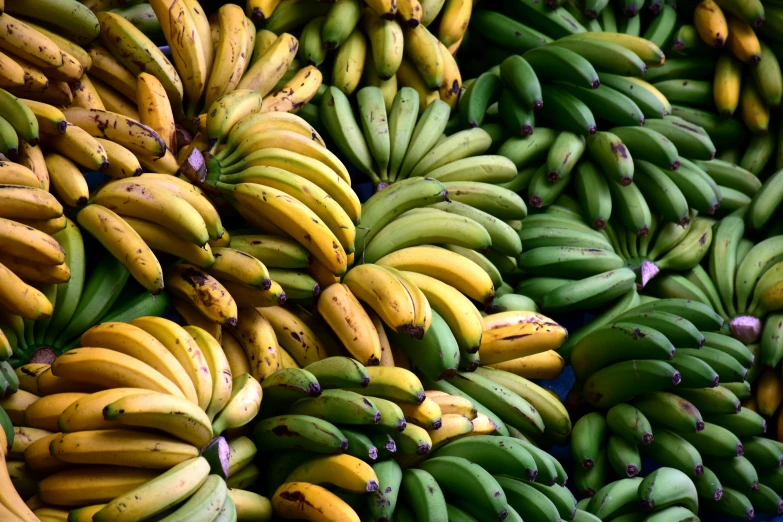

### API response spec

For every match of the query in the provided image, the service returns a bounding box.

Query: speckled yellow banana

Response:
[204,4,250,111]
[76,204,163,294]
[227,307,281,382]
[237,32,298,96]
[317,283,382,366]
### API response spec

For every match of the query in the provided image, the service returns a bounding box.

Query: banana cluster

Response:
[0,316,269,521]
[252,0,466,111]
[249,354,574,521]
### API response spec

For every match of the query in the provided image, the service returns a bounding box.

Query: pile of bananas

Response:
[0,316,268,521]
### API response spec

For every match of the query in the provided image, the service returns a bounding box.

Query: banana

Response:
[218,182,347,275]
[644,116,716,161]
[376,245,494,306]
[285,453,379,493]
[708,455,759,491]
[211,372,262,436]
[93,457,209,521]
[638,467,699,513]
[362,13,404,82]
[402,24,444,90]
[313,86,376,182]
[633,391,705,433]
[639,427,706,479]
[204,4,250,111]
[357,87,391,180]
[272,482,359,522]
[37,466,159,509]
[409,128,492,178]
[259,367,320,417]
[331,28,366,97]
[541,268,637,313]
[182,325,232,421]
[583,359,681,408]
[520,246,625,278]
[82,76,134,118]
[678,421,743,458]
[0,216,64,266]
[674,386,741,415]
[50,429,198,469]
[571,412,607,470]
[134,74,175,153]
[287,388,381,428]
[256,306,329,366]
[398,468,448,520]
[97,11,183,113]
[364,210,490,263]
[121,217,215,269]
[261,64,323,114]
[149,0,207,109]
[22,392,87,432]
[316,284,381,366]
[254,414,348,453]
[87,43,137,100]
[41,153,88,209]
[164,264,237,327]
[225,307,281,382]
[607,435,642,477]
[38,123,106,172]
[496,475,563,520]
[218,166,355,253]
[76,204,164,294]
[384,308,459,381]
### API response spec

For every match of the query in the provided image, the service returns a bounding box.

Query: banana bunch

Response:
[0,316,270,520]
[251,0,466,110]
[252,354,573,521]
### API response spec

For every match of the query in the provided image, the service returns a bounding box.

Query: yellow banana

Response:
[362,13,403,80]
[726,15,761,63]
[343,263,421,337]
[36,368,102,395]
[437,40,461,109]
[105,391,214,447]
[130,316,214,411]
[227,307,281,382]
[50,429,199,469]
[365,0,398,18]
[87,75,139,119]
[218,182,348,275]
[397,0,424,27]
[69,75,105,110]
[428,413,474,450]
[24,392,87,432]
[333,28,366,95]
[490,350,566,380]
[15,363,49,395]
[97,11,184,114]
[0,51,25,87]
[121,216,215,268]
[0,444,39,520]
[397,397,442,429]
[272,482,360,522]
[403,24,444,89]
[42,153,88,208]
[16,141,49,191]
[479,321,568,366]
[149,0,207,107]
[58,388,154,432]
[211,372,262,435]
[713,52,742,117]
[135,173,224,241]
[204,4,250,111]
[220,280,287,308]
[10,426,52,460]
[755,367,783,416]
[165,264,237,327]
[14,216,65,235]
[10,57,49,93]
[0,216,64,265]
[94,138,142,179]
[285,454,379,492]
[246,0,283,22]
[438,0,471,47]
[0,184,61,220]
[396,55,440,113]
[237,32,298,97]
[39,466,159,508]
[0,260,53,320]
[136,73,175,152]
[425,392,478,419]
[41,124,108,172]
[257,306,329,366]
[76,204,164,294]
[206,247,269,287]
[22,20,91,70]
[183,325,232,421]
[400,270,483,354]
[24,431,71,475]
[86,44,138,101]
[694,0,728,48]
[222,331,251,378]
[92,178,209,246]
[52,348,186,398]
[62,107,166,159]
[377,245,495,306]
[19,99,67,135]
[386,265,432,334]
[0,389,40,426]
[261,65,323,113]
[0,13,63,68]
[740,76,769,134]
[80,322,198,404]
